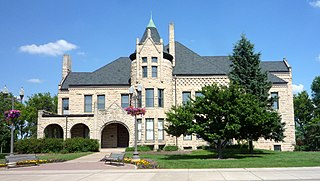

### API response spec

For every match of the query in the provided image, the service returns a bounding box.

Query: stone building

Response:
[37,18,295,151]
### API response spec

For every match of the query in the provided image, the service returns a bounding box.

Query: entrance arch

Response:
[71,123,90,138]
[101,122,129,148]
[44,124,63,138]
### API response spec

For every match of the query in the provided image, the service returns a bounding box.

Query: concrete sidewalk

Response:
[1,167,320,180]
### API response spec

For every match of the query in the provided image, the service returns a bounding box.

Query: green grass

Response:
[129,149,320,168]
[0,152,93,164]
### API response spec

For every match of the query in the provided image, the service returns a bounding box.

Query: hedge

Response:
[15,138,99,154]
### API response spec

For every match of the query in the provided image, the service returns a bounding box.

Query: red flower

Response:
[124,106,146,116]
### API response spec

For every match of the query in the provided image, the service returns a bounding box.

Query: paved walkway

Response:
[1,149,320,180]
[1,167,320,180]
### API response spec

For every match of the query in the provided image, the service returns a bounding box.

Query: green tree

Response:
[294,91,314,145]
[165,104,194,147]
[228,34,276,153]
[19,93,57,138]
[311,76,320,117]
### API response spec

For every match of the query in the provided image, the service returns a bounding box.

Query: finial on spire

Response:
[147,12,156,28]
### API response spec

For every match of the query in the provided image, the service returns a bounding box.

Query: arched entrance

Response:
[71,123,90,138]
[101,123,129,148]
[44,124,63,138]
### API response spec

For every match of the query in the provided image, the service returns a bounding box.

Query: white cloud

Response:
[27,79,43,84]
[310,0,320,8]
[77,51,86,56]
[317,54,320,62]
[19,40,77,56]
[292,84,304,94]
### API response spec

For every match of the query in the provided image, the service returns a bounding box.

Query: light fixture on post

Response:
[2,86,24,156]
[128,84,143,161]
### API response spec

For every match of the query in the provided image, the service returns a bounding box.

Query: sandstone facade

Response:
[37,18,295,151]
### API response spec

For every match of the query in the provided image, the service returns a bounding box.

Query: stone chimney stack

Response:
[62,54,72,80]
[169,23,175,66]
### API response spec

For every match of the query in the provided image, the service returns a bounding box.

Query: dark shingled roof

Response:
[61,41,289,90]
[139,27,161,44]
[61,57,131,89]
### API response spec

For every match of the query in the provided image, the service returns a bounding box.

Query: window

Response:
[274,145,281,151]
[137,119,142,141]
[158,89,164,107]
[271,92,279,110]
[184,134,192,140]
[121,94,129,108]
[152,66,157,77]
[182,92,191,105]
[97,95,105,110]
[158,119,164,140]
[84,95,92,112]
[62,98,69,115]
[142,66,148,77]
[146,118,154,140]
[146,88,154,107]
[195,91,203,97]
[196,134,202,140]
[152,57,158,63]
[137,91,142,108]
[142,57,147,63]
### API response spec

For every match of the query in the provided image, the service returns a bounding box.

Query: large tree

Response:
[294,91,314,145]
[19,93,57,138]
[165,104,194,147]
[228,34,278,152]
[311,76,320,117]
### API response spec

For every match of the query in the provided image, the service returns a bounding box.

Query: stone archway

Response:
[70,123,90,138]
[101,122,129,148]
[44,124,63,138]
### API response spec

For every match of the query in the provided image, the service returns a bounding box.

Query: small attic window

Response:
[152,57,158,63]
[142,57,147,63]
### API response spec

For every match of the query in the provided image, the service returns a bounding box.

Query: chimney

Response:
[169,23,175,66]
[62,54,72,80]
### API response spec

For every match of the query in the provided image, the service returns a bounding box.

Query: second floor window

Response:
[142,57,147,63]
[84,95,92,112]
[158,89,164,107]
[271,92,279,110]
[152,66,157,77]
[62,98,69,115]
[97,95,105,110]
[121,94,129,108]
[142,66,148,78]
[182,92,191,105]
[152,57,158,63]
[137,90,142,108]
[146,88,154,107]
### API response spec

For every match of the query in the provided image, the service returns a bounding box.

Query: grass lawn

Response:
[0,152,93,164]
[131,149,320,169]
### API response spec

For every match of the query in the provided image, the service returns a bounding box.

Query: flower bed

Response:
[124,157,158,169]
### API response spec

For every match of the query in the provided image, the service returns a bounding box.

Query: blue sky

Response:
[0,0,319,100]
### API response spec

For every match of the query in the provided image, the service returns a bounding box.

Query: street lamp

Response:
[2,85,24,156]
[129,84,142,161]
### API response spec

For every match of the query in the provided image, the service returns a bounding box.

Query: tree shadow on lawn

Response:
[161,149,273,160]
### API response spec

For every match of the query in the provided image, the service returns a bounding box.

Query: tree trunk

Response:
[217,139,223,159]
[249,140,253,155]
[0,145,2,153]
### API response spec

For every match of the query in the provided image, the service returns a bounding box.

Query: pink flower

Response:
[124,106,146,116]
[4,110,21,120]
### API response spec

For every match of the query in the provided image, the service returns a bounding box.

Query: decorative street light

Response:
[128,84,143,161]
[2,85,24,156]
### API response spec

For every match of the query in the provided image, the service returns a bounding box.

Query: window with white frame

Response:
[62,98,69,115]
[142,66,148,77]
[146,118,154,140]
[97,95,105,110]
[121,94,129,108]
[158,119,164,140]
[145,88,154,107]
[271,92,279,110]
[84,95,92,112]
[182,92,191,105]
[137,119,142,141]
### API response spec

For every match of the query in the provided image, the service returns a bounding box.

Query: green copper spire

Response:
[147,14,156,28]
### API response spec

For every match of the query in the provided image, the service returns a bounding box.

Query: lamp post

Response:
[2,85,24,156]
[129,84,142,161]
